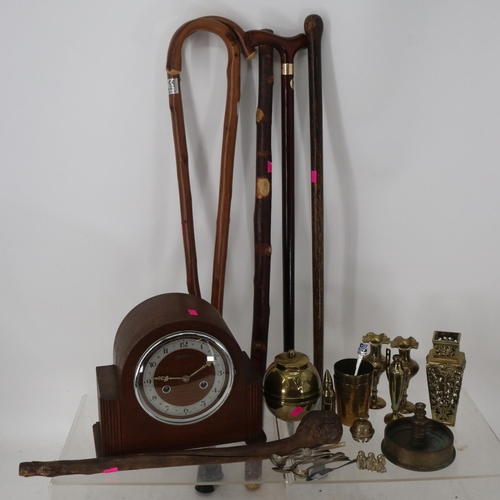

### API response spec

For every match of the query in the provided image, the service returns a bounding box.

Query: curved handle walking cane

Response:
[304,14,325,378]
[167,17,247,315]
[246,30,308,352]
[167,17,256,493]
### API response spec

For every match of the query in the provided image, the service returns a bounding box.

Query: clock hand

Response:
[188,361,213,379]
[153,375,183,382]
[154,360,213,384]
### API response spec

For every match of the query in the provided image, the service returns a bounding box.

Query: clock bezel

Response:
[133,330,235,425]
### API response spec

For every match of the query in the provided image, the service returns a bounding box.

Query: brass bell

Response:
[350,412,375,443]
[262,350,322,421]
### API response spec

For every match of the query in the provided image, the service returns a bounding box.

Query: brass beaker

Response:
[333,358,374,426]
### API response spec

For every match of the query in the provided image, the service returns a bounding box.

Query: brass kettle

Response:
[263,350,321,421]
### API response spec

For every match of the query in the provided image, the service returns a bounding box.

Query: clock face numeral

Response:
[134,331,234,425]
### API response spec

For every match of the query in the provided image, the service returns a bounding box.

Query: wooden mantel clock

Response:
[93,292,264,456]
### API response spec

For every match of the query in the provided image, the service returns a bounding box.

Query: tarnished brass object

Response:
[362,332,390,409]
[381,402,456,471]
[356,451,387,473]
[384,354,405,424]
[333,359,374,427]
[426,331,466,426]
[391,336,419,414]
[263,350,321,421]
[321,369,335,412]
[350,412,375,443]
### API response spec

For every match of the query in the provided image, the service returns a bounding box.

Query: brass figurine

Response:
[356,451,387,473]
[426,331,466,426]
[362,332,390,409]
[391,336,419,414]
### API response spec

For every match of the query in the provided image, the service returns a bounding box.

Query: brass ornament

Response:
[362,332,390,409]
[263,350,322,421]
[381,402,456,472]
[390,336,419,414]
[350,412,375,443]
[384,354,406,424]
[426,331,466,426]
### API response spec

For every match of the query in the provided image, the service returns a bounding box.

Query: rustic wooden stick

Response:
[304,14,325,379]
[19,411,342,478]
[250,31,274,378]
[246,30,308,352]
[167,17,242,314]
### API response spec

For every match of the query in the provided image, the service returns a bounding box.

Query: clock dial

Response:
[134,331,235,425]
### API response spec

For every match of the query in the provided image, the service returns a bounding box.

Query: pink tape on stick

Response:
[103,467,119,474]
[311,170,318,183]
[290,406,304,418]
[267,160,273,173]
[188,309,198,316]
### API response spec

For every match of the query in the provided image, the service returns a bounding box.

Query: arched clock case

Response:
[93,293,264,456]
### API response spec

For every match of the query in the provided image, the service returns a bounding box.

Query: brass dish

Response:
[381,402,455,472]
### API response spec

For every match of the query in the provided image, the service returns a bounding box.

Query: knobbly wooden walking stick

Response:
[250,32,274,379]
[246,30,307,352]
[19,410,342,477]
[304,14,325,378]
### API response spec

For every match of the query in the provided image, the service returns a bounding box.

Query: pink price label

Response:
[188,309,198,316]
[311,170,318,183]
[103,467,119,474]
[290,406,304,418]
[267,161,273,173]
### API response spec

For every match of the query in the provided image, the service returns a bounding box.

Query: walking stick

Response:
[250,32,274,378]
[246,30,307,352]
[167,18,255,492]
[304,14,325,378]
[167,17,247,315]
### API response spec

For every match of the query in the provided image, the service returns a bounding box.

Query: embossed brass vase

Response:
[426,331,466,426]
[362,332,390,409]
[263,350,322,422]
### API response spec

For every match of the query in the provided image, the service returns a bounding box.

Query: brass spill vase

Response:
[426,331,466,426]
[384,354,406,424]
[362,332,390,409]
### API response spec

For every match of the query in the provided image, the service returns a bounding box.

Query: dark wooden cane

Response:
[167,18,243,315]
[304,14,325,379]
[247,30,307,352]
[250,33,274,378]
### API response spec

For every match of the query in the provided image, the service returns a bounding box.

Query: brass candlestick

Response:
[426,331,466,426]
[391,336,419,414]
[362,332,390,409]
